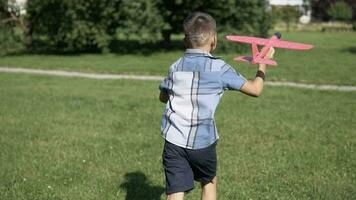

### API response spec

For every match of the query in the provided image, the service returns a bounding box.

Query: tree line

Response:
[1,0,355,53]
[1,0,272,52]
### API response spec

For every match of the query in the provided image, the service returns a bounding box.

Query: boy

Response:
[159,12,274,200]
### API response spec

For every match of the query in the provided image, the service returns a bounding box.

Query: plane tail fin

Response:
[234,56,253,63]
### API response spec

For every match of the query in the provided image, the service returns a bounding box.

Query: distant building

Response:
[269,0,304,6]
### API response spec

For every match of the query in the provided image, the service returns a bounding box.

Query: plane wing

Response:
[226,36,269,46]
[226,35,314,50]
[272,40,314,50]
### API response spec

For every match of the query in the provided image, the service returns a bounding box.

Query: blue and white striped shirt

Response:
[159,49,246,149]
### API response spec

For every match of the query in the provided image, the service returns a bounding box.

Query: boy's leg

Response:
[185,142,218,200]
[167,192,184,200]
[163,141,194,198]
[201,176,217,200]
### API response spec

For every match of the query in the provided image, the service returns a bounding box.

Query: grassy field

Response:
[1,31,356,199]
[0,32,356,85]
[1,73,355,199]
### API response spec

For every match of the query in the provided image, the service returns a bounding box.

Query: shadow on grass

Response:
[2,40,185,57]
[120,171,165,200]
[109,40,184,55]
[343,46,356,54]
[1,36,245,57]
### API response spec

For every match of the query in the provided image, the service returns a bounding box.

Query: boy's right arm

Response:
[240,47,275,97]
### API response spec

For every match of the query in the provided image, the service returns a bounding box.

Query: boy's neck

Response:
[190,45,212,54]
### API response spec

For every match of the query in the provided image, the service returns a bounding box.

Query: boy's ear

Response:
[211,34,217,52]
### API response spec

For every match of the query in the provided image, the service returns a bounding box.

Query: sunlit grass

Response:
[0,32,356,85]
[0,73,355,199]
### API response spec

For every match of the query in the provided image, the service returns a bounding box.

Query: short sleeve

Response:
[159,58,181,93]
[221,65,246,90]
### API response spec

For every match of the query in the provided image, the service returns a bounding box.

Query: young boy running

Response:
[159,12,274,200]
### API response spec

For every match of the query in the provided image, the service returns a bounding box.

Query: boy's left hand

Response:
[264,47,275,59]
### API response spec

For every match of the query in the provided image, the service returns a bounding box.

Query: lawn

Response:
[0,73,355,199]
[0,32,356,85]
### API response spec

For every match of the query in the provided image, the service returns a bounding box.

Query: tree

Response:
[26,0,163,52]
[27,0,120,51]
[25,0,273,52]
[158,0,272,46]
[0,0,29,52]
[0,0,26,30]
[119,0,163,42]
[157,0,204,46]
[273,6,301,32]
[308,0,355,21]
[327,1,353,21]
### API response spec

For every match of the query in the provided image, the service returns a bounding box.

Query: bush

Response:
[327,1,353,22]
[0,27,24,55]
[27,0,163,52]
[25,0,272,53]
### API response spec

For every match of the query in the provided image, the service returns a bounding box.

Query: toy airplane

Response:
[226,32,314,66]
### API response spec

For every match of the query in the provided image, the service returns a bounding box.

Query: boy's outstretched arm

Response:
[159,91,169,103]
[239,64,266,97]
[240,47,275,97]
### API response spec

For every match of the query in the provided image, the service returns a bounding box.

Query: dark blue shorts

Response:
[162,140,217,195]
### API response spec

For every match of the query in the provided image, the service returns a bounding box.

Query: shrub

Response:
[0,27,24,55]
[326,1,353,22]
[26,0,163,52]
[25,0,273,53]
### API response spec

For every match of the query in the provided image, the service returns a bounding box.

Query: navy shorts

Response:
[162,140,217,195]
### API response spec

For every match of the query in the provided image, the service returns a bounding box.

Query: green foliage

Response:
[214,0,273,51]
[119,0,163,42]
[0,27,24,55]
[25,0,272,52]
[309,0,356,21]
[27,0,162,52]
[209,0,272,37]
[26,0,121,52]
[327,1,353,21]
[158,0,272,44]
[0,0,26,54]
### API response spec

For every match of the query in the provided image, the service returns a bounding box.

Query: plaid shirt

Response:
[159,49,246,149]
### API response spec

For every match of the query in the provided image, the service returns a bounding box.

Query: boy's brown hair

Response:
[183,12,216,48]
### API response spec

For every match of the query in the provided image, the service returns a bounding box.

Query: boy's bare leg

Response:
[167,192,184,200]
[201,176,217,200]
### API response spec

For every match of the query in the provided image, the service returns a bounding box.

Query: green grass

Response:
[1,73,355,199]
[0,32,356,85]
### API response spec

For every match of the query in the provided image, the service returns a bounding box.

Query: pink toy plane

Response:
[226,32,314,66]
